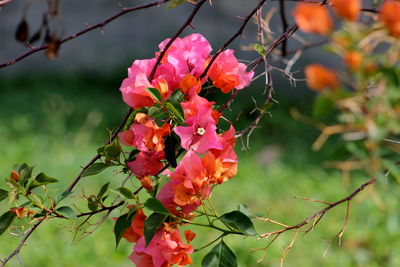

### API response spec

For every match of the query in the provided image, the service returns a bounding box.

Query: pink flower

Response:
[157,151,212,216]
[207,49,254,93]
[120,59,179,109]
[127,151,164,178]
[174,95,222,154]
[158,33,212,79]
[130,225,194,267]
[118,113,171,152]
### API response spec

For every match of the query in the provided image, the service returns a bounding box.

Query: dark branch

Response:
[0,0,170,69]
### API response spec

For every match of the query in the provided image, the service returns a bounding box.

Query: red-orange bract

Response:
[331,0,360,21]
[305,64,339,91]
[380,0,400,37]
[293,3,333,35]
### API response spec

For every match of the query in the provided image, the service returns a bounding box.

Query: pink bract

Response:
[127,151,164,178]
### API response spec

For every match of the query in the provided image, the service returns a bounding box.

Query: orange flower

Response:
[344,51,363,71]
[140,176,154,191]
[11,207,25,219]
[331,0,360,21]
[380,0,400,37]
[305,64,339,91]
[10,170,19,182]
[179,74,201,95]
[293,3,333,35]
[121,209,146,243]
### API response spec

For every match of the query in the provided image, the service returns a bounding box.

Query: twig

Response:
[0,219,44,267]
[278,0,288,57]
[200,0,268,79]
[259,178,376,239]
[0,0,170,69]
[77,201,125,218]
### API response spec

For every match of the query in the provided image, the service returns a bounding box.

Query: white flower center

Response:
[197,127,206,136]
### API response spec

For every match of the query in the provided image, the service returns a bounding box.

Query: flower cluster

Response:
[117,33,253,266]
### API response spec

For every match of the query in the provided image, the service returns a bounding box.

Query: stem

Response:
[194,234,225,252]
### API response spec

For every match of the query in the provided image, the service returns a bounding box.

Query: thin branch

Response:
[278,0,288,57]
[0,0,170,69]
[77,201,125,218]
[200,0,268,79]
[0,219,44,267]
[259,178,376,238]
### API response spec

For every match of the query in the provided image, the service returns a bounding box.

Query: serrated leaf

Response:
[146,87,162,102]
[0,189,8,202]
[97,182,110,199]
[165,101,184,122]
[0,211,16,236]
[144,198,171,215]
[144,213,166,246]
[54,191,72,206]
[114,187,135,199]
[164,134,178,168]
[81,163,109,177]
[201,240,238,267]
[56,206,77,219]
[114,211,137,248]
[28,172,58,190]
[220,211,257,236]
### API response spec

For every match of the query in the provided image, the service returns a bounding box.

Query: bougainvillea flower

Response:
[120,59,179,109]
[127,151,164,178]
[204,126,238,184]
[207,49,254,93]
[118,113,171,152]
[179,74,202,95]
[174,95,222,154]
[293,3,333,35]
[120,209,147,243]
[10,207,25,219]
[158,33,212,79]
[305,64,339,91]
[130,225,194,267]
[331,0,360,21]
[380,1,400,38]
[344,51,363,71]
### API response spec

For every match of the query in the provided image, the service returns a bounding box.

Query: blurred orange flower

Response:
[331,0,360,21]
[305,64,339,91]
[293,3,333,35]
[380,0,400,37]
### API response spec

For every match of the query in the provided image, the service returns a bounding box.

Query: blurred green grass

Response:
[0,73,399,267]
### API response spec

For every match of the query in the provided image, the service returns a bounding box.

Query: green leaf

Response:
[87,197,99,212]
[167,0,186,9]
[312,93,334,119]
[114,211,137,248]
[220,211,257,236]
[56,206,77,219]
[81,163,109,177]
[0,189,8,202]
[97,182,110,199]
[28,172,58,190]
[170,89,183,102]
[114,187,135,199]
[237,204,254,218]
[165,101,184,122]
[201,240,238,267]
[144,198,171,215]
[251,43,266,57]
[0,211,16,236]
[144,213,166,246]
[54,191,72,206]
[17,164,33,187]
[164,134,178,168]
[104,140,121,162]
[123,108,147,131]
[145,87,162,102]
[127,149,140,162]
